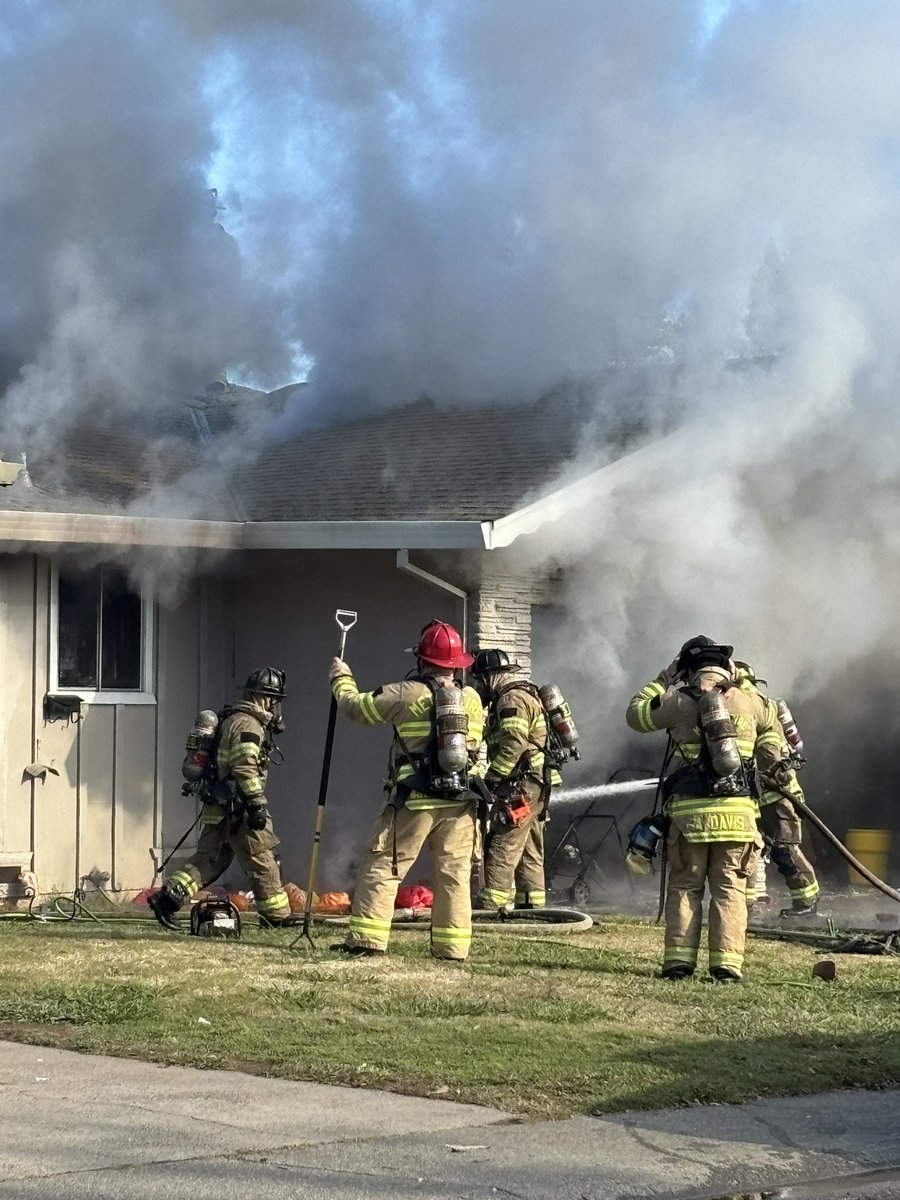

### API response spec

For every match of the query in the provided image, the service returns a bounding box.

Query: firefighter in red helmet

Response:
[329,620,485,959]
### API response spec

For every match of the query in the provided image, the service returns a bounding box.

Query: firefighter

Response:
[148,667,296,930]
[330,620,485,960]
[734,662,821,915]
[471,649,561,911]
[626,636,784,982]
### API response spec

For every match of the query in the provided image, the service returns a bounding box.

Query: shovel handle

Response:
[335,609,358,659]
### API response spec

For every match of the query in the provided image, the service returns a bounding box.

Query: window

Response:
[51,565,155,703]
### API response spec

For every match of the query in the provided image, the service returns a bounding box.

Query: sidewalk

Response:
[0,1039,897,1199]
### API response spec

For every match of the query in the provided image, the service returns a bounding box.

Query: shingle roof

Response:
[0,386,265,518]
[237,391,645,522]
[0,416,203,514]
[0,379,654,525]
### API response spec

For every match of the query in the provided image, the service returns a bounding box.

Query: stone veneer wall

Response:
[470,570,554,672]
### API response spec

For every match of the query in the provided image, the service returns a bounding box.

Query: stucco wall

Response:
[225,549,465,890]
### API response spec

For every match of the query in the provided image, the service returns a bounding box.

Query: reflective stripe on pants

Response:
[347,801,476,959]
[165,818,290,918]
[664,831,758,978]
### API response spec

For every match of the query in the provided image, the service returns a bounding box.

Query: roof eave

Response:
[244,520,491,550]
[0,511,493,552]
[0,511,240,550]
[488,426,689,548]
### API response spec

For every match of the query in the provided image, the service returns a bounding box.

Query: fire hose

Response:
[296,907,593,934]
[762,774,900,905]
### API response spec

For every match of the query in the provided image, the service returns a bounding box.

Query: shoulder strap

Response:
[495,679,541,703]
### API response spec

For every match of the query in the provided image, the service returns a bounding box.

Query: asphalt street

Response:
[1,1040,898,1199]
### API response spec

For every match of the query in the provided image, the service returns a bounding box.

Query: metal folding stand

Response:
[544,800,630,907]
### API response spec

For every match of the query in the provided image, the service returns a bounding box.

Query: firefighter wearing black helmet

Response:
[472,648,561,911]
[149,667,296,930]
[626,637,783,982]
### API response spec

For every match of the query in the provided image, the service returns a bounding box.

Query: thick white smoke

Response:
[0,0,297,454]
[4,1,900,838]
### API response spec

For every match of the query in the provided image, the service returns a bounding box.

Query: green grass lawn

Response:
[0,916,897,1117]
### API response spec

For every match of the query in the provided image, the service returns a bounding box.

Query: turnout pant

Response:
[480,787,547,909]
[346,801,477,960]
[513,816,547,908]
[166,812,291,919]
[758,799,820,907]
[663,831,757,978]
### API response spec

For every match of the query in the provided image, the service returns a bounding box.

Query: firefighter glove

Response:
[245,803,270,831]
[656,658,682,688]
[330,657,351,680]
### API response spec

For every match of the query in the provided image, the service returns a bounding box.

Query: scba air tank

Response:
[433,686,469,776]
[697,690,742,778]
[181,710,219,782]
[538,683,581,761]
[774,699,804,754]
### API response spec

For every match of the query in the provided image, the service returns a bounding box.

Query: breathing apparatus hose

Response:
[762,775,900,905]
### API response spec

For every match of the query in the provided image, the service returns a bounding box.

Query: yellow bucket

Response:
[845,827,891,891]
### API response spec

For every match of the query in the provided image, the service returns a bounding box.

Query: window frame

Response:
[49,563,156,705]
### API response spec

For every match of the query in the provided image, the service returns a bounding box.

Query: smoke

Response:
[5,2,900,846]
[0,0,296,460]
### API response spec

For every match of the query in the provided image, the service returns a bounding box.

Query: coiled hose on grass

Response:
[312,907,593,933]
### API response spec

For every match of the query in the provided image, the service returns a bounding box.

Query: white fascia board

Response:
[489,425,694,549]
[245,520,491,550]
[0,511,493,551]
[0,511,241,549]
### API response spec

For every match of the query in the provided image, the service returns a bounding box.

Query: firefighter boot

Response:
[660,964,694,981]
[258,913,303,929]
[332,942,386,957]
[711,967,743,983]
[147,884,185,931]
[781,899,819,918]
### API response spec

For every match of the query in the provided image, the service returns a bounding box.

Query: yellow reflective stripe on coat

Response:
[669,796,759,843]
[668,797,758,817]
[464,692,486,743]
[755,731,783,752]
[395,720,433,739]
[405,796,470,810]
[632,681,666,732]
[674,742,702,762]
[498,716,531,735]
[332,675,385,726]
[219,744,261,768]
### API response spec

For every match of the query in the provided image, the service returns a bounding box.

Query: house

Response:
[0,382,660,900]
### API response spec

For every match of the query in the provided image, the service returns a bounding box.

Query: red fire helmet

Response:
[409,620,474,670]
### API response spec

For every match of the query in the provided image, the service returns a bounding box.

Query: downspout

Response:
[395,550,469,649]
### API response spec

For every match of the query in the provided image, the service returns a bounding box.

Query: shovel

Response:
[291,609,357,948]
